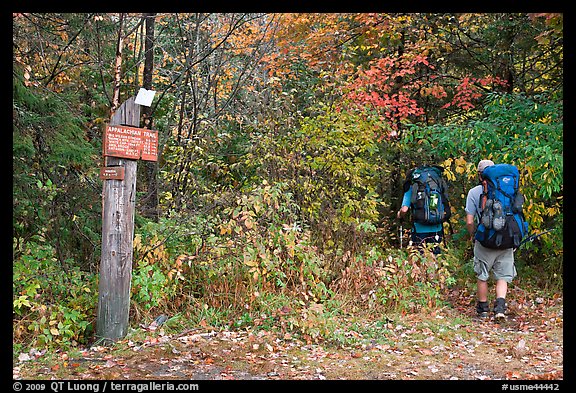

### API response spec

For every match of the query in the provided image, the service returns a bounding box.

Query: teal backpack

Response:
[474,164,529,249]
[405,165,451,225]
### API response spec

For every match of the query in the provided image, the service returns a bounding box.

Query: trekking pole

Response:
[515,228,556,251]
[399,224,403,249]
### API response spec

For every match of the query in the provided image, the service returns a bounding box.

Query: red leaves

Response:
[442,75,509,110]
[507,370,563,380]
[347,53,442,138]
[526,371,563,380]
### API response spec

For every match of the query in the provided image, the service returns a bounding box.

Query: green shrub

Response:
[13,238,97,351]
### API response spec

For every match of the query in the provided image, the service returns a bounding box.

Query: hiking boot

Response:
[481,199,493,229]
[476,301,490,319]
[493,297,506,320]
[492,200,505,231]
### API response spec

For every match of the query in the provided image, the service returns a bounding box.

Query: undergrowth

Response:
[13,210,561,360]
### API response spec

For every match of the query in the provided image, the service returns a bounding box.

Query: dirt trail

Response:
[14,291,563,381]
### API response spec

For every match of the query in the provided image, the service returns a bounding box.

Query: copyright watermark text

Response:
[502,384,560,391]
[13,382,200,393]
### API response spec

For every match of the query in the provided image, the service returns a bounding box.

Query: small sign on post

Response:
[99,166,125,180]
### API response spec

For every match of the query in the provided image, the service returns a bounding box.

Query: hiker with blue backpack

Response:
[397,165,451,256]
[465,160,529,321]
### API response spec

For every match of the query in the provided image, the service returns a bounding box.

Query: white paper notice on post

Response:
[135,88,156,107]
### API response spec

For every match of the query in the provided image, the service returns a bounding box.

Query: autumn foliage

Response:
[13,13,562,362]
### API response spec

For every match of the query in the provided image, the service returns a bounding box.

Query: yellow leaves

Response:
[133,233,142,249]
[229,208,259,234]
[243,249,258,267]
[454,156,467,174]
[523,197,561,230]
[442,158,455,181]
[167,268,184,281]
[442,156,469,181]
[14,295,31,310]
[244,218,254,229]
[285,233,296,258]
[444,168,456,182]
[538,114,552,124]
[524,166,534,181]
[133,234,169,267]
[219,221,233,235]
[49,320,60,336]
[243,248,262,281]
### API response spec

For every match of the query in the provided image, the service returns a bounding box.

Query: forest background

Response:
[12,13,563,357]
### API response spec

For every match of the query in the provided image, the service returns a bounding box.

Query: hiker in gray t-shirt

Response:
[465,159,516,320]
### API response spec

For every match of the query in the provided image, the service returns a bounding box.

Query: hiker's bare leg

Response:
[477,279,488,302]
[495,279,508,299]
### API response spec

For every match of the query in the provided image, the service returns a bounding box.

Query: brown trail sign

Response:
[96,96,157,343]
[103,124,158,162]
[99,166,125,180]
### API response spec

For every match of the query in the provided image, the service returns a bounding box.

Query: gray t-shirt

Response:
[465,184,483,221]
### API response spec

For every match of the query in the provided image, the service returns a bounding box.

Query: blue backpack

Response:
[474,164,529,249]
[406,165,451,225]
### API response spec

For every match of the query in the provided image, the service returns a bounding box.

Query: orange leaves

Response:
[417,348,434,356]
[268,14,366,81]
[420,85,447,99]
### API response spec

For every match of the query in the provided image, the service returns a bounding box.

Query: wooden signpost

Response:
[96,96,157,343]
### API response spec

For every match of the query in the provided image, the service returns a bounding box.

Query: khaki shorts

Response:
[473,241,517,282]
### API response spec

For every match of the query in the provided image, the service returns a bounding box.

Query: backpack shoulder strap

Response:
[475,180,488,223]
[480,179,488,210]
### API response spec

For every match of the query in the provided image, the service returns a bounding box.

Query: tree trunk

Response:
[111,13,125,112]
[140,13,159,222]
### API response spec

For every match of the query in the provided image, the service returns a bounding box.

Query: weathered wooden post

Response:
[97,89,157,343]
[96,97,140,343]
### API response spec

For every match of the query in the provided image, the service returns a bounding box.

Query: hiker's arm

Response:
[397,189,411,219]
[466,213,476,242]
[397,205,409,219]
